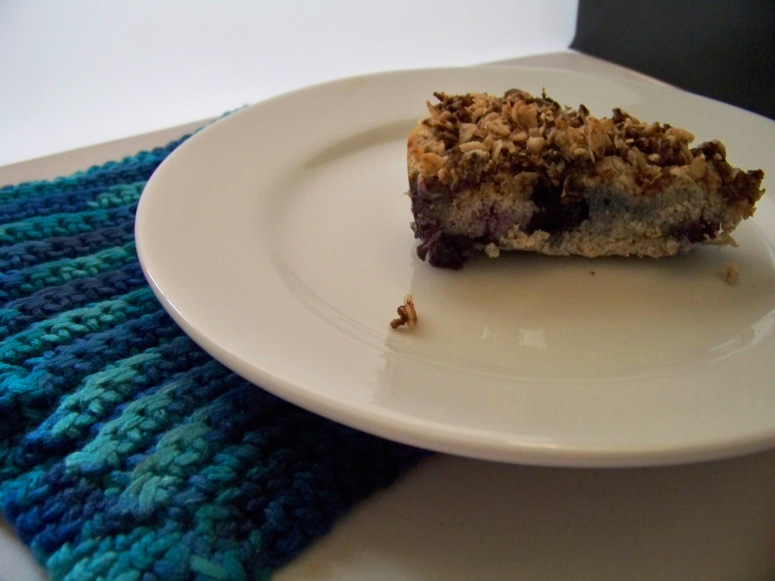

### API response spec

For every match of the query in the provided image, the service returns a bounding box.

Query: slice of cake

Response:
[407,89,765,268]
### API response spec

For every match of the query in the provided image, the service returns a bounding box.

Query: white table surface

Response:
[2,3,775,580]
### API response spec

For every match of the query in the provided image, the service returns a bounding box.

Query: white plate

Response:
[136,67,775,467]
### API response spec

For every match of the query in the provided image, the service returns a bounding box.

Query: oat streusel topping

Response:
[411,90,759,205]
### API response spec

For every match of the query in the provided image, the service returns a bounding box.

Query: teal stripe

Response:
[4,241,137,300]
[0,176,82,203]
[47,527,250,581]
[0,287,159,366]
[47,526,179,581]
[86,183,144,210]
[48,351,163,442]
[61,363,203,476]
[0,307,22,336]
[64,359,227,477]
[0,207,132,245]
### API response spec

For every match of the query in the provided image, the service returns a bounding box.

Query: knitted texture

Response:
[0,135,428,580]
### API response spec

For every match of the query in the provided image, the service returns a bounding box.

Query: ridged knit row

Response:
[0,134,426,580]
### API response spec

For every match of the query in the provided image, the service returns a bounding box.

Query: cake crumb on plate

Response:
[390,294,417,329]
[721,262,739,284]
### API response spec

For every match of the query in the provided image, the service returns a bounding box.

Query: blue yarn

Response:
[0,222,136,273]
[0,132,428,580]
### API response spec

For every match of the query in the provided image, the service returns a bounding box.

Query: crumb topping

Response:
[410,89,764,207]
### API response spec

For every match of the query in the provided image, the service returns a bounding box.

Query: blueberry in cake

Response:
[406,89,765,268]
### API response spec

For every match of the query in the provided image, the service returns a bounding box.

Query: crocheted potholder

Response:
[0,135,428,580]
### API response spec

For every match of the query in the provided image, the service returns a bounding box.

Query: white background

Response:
[0,0,577,166]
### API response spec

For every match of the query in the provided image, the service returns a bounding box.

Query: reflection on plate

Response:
[136,67,775,467]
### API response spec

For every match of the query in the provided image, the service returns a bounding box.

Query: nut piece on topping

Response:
[390,294,418,329]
